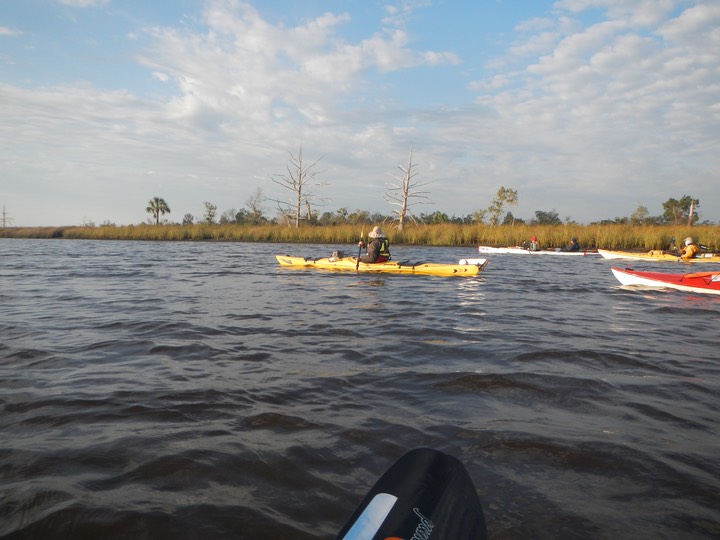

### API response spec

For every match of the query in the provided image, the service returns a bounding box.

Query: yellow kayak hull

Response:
[598,249,720,263]
[275,255,488,276]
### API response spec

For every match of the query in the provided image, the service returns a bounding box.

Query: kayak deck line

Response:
[302,257,431,267]
[395,260,430,268]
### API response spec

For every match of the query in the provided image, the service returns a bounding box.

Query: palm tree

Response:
[146,197,171,225]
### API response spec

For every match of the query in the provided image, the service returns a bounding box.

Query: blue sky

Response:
[1,0,718,226]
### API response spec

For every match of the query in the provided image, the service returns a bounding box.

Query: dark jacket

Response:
[564,239,580,252]
[360,238,390,263]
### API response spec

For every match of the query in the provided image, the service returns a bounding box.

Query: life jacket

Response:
[376,238,391,262]
[681,243,700,259]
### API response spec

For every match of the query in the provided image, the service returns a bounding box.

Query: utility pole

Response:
[1,205,10,228]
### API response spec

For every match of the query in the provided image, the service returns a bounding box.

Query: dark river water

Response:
[1,238,718,539]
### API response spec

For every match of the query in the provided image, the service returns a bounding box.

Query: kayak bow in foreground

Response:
[611,267,720,295]
[336,448,487,540]
[275,255,488,276]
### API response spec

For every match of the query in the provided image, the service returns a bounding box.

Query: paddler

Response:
[357,226,391,263]
[563,237,580,252]
[679,237,700,260]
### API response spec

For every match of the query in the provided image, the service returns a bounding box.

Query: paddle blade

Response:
[336,448,487,540]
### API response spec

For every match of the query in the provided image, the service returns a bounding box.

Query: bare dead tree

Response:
[688,199,695,227]
[245,187,266,224]
[268,147,326,227]
[384,149,431,232]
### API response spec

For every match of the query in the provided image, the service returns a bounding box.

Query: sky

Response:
[1,0,719,227]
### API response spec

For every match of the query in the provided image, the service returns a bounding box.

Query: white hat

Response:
[684,237,693,245]
[368,226,385,238]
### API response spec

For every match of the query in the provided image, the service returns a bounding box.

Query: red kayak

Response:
[611,267,720,295]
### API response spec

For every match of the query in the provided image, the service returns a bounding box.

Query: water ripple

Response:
[1,240,718,539]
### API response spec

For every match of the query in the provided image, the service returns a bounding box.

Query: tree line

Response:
[144,192,706,229]
[143,148,709,228]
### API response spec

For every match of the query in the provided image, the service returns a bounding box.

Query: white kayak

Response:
[477,246,530,254]
[478,246,598,256]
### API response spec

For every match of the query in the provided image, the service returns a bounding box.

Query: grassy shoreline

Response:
[1,223,719,250]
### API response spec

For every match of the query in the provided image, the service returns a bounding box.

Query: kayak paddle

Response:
[356,229,364,271]
[336,448,487,540]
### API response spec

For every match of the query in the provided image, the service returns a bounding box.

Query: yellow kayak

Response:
[598,249,720,263]
[275,255,488,276]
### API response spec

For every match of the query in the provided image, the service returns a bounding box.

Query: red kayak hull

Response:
[611,267,720,295]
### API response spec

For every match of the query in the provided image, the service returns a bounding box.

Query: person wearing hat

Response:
[358,226,391,263]
[529,236,540,251]
[679,237,699,260]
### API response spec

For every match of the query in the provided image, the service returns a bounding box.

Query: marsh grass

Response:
[2,223,719,250]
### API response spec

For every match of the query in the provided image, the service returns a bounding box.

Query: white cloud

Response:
[553,0,676,23]
[0,27,21,36]
[56,0,109,7]
[658,2,720,46]
[464,1,720,219]
[509,30,562,58]
[1,0,719,226]
[136,0,459,130]
[515,17,555,33]
[381,0,433,28]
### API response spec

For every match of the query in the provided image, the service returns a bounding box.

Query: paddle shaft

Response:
[356,230,363,270]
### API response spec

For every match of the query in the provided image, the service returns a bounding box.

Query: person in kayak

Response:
[679,237,699,259]
[529,236,540,251]
[563,237,580,252]
[358,226,391,263]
